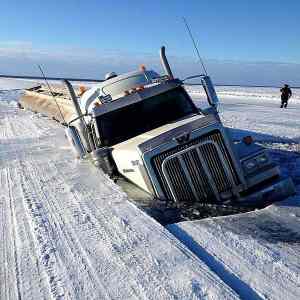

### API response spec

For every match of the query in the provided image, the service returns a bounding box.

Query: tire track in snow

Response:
[53,163,179,299]
[1,100,151,299]
[6,168,23,300]
[53,160,236,299]
[0,168,21,300]
[27,159,148,300]
[1,101,53,300]
[1,100,111,299]
[19,166,66,300]
[18,160,111,300]
[1,166,54,300]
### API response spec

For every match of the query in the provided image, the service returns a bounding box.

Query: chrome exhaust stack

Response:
[200,76,220,109]
[63,79,92,152]
[160,46,174,79]
[63,79,85,124]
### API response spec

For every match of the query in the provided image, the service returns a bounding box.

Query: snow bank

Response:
[168,193,300,300]
[167,142,300,300]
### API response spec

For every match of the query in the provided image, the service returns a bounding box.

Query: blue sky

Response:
[1,0,300,85]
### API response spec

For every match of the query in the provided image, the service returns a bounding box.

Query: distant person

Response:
[280,84,292,108]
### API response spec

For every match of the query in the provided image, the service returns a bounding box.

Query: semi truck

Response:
[21,46,295,222]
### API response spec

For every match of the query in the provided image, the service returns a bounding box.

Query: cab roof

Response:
[80,70,160,113]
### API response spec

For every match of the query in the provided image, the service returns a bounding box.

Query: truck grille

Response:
[151,130,240,202]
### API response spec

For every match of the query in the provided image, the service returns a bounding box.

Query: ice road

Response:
[1,79,300,299]
[0,80,238,300]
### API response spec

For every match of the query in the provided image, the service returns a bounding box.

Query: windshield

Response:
[96,87,199,146]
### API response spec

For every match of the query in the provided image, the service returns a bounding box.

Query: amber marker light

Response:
[243,135,253,145]
[78,85,87,96]
[136,85,144,91]
[140,64,146,72]
[130,88,137,94]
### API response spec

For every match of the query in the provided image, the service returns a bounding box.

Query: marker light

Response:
[243,135,253,145]
[130,88,137,94]
[256,154,268,164]
[244,160,257,170]
[140,64,146,72]
[136,85,144,91]
[243,152,269,174]
[78,85,87,96]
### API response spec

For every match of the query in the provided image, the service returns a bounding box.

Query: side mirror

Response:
[200,76,219,109]
[182,74,206,82]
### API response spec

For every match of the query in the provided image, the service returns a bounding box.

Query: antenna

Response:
[37,64,67,124]
[182,17,208,76]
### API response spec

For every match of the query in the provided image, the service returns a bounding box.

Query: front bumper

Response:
[237,176,296,207]
[245,164,280,188]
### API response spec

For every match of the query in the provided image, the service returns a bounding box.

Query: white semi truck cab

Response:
[64,47,295,213]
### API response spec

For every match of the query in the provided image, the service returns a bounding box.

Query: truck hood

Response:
[112,114,205,153]
[111,114,207,193]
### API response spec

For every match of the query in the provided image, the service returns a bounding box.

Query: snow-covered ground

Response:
[1,78,300,299]
[168,86,300,300]
[168,195,300,300]
[0,79,238,300]
[0,78,40,91]
[190,85,300,142]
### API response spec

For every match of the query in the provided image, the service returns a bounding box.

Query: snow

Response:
[1,79,300,299]
[168,195,300,300]
[0,81,238,299]
[0,78,40,91]
[190,85,300,142]
[168,86,300,300]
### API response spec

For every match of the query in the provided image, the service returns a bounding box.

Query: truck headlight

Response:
[256,154,268,164]
[244,159,257,170]
[243,152,269,174]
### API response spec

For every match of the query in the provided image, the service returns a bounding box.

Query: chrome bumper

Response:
[245,164,280,188]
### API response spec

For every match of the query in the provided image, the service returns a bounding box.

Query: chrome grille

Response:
[152,130,240,202]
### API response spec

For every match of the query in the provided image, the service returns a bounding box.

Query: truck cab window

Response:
[97,87,199,146]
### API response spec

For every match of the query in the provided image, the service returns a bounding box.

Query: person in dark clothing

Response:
[280,84,292,108]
